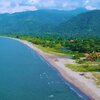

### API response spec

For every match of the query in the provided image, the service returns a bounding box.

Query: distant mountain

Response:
[56,10,100,37]
[67,7,88,15]
[0,8,87,34]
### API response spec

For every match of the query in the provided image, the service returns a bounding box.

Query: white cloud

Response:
[84,0,90,6]
[0,0,37,13]
[0,0,100,13]
[0,6,37,13]
[85,5,97,10]
[62,1,83,10]
[28,0,40,5]
[84,0,100,10]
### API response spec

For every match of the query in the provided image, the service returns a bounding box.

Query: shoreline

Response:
[1,36,100,100]
[17,39,100,100]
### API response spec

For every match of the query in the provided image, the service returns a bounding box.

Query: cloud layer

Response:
[0,0,100,13]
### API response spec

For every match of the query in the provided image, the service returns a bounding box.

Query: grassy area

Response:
[32,44,72,56]
[92,73,100,87]
[18,36,73,56]
[66,64,100,72]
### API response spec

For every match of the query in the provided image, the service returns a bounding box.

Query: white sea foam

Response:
[70,87,84,99]
[40,74,43,79]
[39,55,45,62]
[48,82,50,85]
[65,82,70,86]
[49,95,54,98]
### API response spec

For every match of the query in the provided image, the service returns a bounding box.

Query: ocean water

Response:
[0,37,89,100]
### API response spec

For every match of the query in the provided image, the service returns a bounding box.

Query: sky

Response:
[0,0,100,13]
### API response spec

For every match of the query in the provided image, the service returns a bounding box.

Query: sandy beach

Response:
[2,36,100,100]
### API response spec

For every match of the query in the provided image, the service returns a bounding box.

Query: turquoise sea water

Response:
[0,37,89,100]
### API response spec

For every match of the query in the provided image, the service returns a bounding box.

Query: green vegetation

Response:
[34,44,66,56]
[57,10,100,38]
[92,73,100,86]
[0,9,100,38]
[0,10,100,38]
[66,64,100,72]
[0,9,87,35]
[18,35,100,53]
[0,34,100,74]
[1,34,100,57]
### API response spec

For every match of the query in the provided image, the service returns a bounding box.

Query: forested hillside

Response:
[0,8,87,34]
[56,10,100,37]
[0,9,100,38]
[0,9,86,34]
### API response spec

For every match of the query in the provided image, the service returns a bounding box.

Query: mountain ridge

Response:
[56,10,100,37]
[0,8,88,34]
